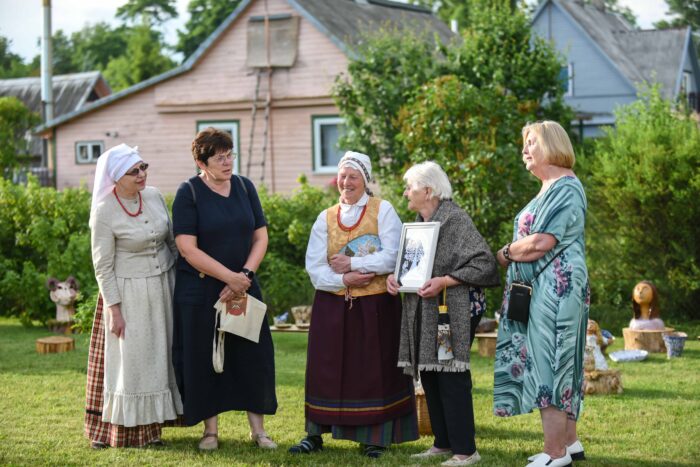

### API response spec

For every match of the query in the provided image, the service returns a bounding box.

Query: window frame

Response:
[74,141,104,165]
[312,115,346,174]
[196,120,241,174]
[562,62,574,97]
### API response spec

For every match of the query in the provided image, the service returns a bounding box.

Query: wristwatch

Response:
[241,267,255,280]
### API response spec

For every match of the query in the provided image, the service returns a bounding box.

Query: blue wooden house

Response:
[532,0,700,137]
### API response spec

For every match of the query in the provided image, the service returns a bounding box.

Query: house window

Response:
[75,141,104,164]
[196,121,240,174]
[559,63,573,97]
[681,71,692,94]
[313,116,346,173]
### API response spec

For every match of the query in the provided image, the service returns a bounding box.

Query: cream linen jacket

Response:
[90,186,177,307]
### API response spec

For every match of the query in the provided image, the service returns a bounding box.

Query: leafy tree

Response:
[0,36,31,78]
[411,0,518,30]
[586,86,700,320]
[0,97,40,174]
[655,0,700,29]
[103,24,176,91]
[176,0,242,59]
[116,0,178,25]
[69,23,130,71]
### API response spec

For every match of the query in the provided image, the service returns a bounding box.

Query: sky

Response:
[0,0,673,62]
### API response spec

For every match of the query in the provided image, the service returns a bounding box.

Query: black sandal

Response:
[363,444,386,458]
[90,441,108,450]
[288,435,323,454]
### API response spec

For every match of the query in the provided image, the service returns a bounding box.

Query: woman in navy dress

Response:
[172,127,277,451]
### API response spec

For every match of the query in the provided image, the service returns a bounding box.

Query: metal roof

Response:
[0,71,110,117]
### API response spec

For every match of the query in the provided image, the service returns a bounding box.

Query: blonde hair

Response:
[522,121,575,169]
[403,161,453,200]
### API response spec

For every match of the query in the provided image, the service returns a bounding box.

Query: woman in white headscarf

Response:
[288,151,417,459]
[84,144,183,449]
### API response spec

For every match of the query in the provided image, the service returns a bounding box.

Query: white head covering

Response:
[90,143,143,217]
[338,151,372,185]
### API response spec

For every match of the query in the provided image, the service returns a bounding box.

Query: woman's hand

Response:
[386,274,400,296]
[219,284,246,302]
[329,254,352,274]
[225,271,252,295]
[108,305,126,339]
[418,276,446,298]
[343,271,375,288]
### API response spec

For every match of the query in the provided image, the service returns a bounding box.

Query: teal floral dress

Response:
[493,176,590,421]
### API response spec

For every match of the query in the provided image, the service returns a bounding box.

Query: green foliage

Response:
[411,0,519,30]
[0,177,93,325]
[256,176,337,315]
[0,97,40,174]
[396,75,536,244]
[103,24,176,91]
[116,0,179,25]
[176,0,242,60]
[586,86,700,320]
[0,36,32,78]
[654,0,700,29]
[333,25,446,181]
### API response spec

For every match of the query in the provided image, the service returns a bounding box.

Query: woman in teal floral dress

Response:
[494,121,589,467]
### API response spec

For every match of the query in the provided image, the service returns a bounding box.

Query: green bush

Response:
[586,86,700,321]
[0,176,94,325]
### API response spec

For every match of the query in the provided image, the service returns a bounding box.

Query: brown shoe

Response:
[198,432,218,451]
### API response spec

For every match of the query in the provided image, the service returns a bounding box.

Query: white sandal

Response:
[251,431,277,449]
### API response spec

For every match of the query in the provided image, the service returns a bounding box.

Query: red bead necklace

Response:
[113,187,143,217]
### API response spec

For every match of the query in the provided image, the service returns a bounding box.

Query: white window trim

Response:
[565,63,574,97]
[197,121,240,174]
[75,141,104,164]
[313,116,345,174]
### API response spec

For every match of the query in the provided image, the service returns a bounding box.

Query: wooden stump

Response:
[622,327,673,353]
[475,332,498,357]
[583,369,623,395]
[36,336,75,354]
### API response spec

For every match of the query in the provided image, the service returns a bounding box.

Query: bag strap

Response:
[186,180,196,203]
[532,241,575,281]
[235,174,248,195]
[212,303,225,373]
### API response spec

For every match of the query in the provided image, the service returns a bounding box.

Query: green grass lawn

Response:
[1,317,699,466]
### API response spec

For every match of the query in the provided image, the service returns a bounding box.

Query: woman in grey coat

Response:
[388,161,499,467]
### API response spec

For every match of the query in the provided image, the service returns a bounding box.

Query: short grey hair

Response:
[403,161,453,200]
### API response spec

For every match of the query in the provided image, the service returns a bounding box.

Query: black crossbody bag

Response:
[508,242,573,325]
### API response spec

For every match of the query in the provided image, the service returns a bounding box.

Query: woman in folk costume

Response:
[289,151,418,458]
[85,144,183,449]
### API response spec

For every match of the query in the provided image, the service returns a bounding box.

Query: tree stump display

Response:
[583,369,623,395]
[475,332,497,357]
[622,327,673,353]
[36,336,75,354]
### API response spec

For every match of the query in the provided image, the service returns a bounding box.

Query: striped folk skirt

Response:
[84,296,183,447]
[304,291,418,446]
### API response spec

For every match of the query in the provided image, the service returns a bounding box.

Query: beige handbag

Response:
[212,294,267,373]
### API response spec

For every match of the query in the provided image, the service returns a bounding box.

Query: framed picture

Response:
[394,222,441,293]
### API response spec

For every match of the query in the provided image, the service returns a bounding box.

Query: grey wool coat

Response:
[397,200,499,375]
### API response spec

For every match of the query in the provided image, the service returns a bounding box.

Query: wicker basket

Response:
[415,386,432,436]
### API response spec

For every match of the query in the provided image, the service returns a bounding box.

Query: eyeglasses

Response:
[124,163,149,176]
[211,151,236,165]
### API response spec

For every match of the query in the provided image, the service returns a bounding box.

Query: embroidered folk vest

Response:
[326,197,388,297]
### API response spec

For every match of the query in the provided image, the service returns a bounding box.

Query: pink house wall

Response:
[54,0,348,194]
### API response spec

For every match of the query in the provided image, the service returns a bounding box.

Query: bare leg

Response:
[204,415,218,434]
[540,406,567,458]
[247,412,265,434]
[565,419,578,446]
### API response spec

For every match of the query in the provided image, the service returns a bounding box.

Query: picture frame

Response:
[394,222,441,293]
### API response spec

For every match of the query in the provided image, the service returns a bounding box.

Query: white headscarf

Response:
[338,151,372,185]
[90,143,143,218]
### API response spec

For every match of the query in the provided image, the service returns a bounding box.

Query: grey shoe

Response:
[198,432,218,451]
[441,451,481,466]
[411,447,452,459]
